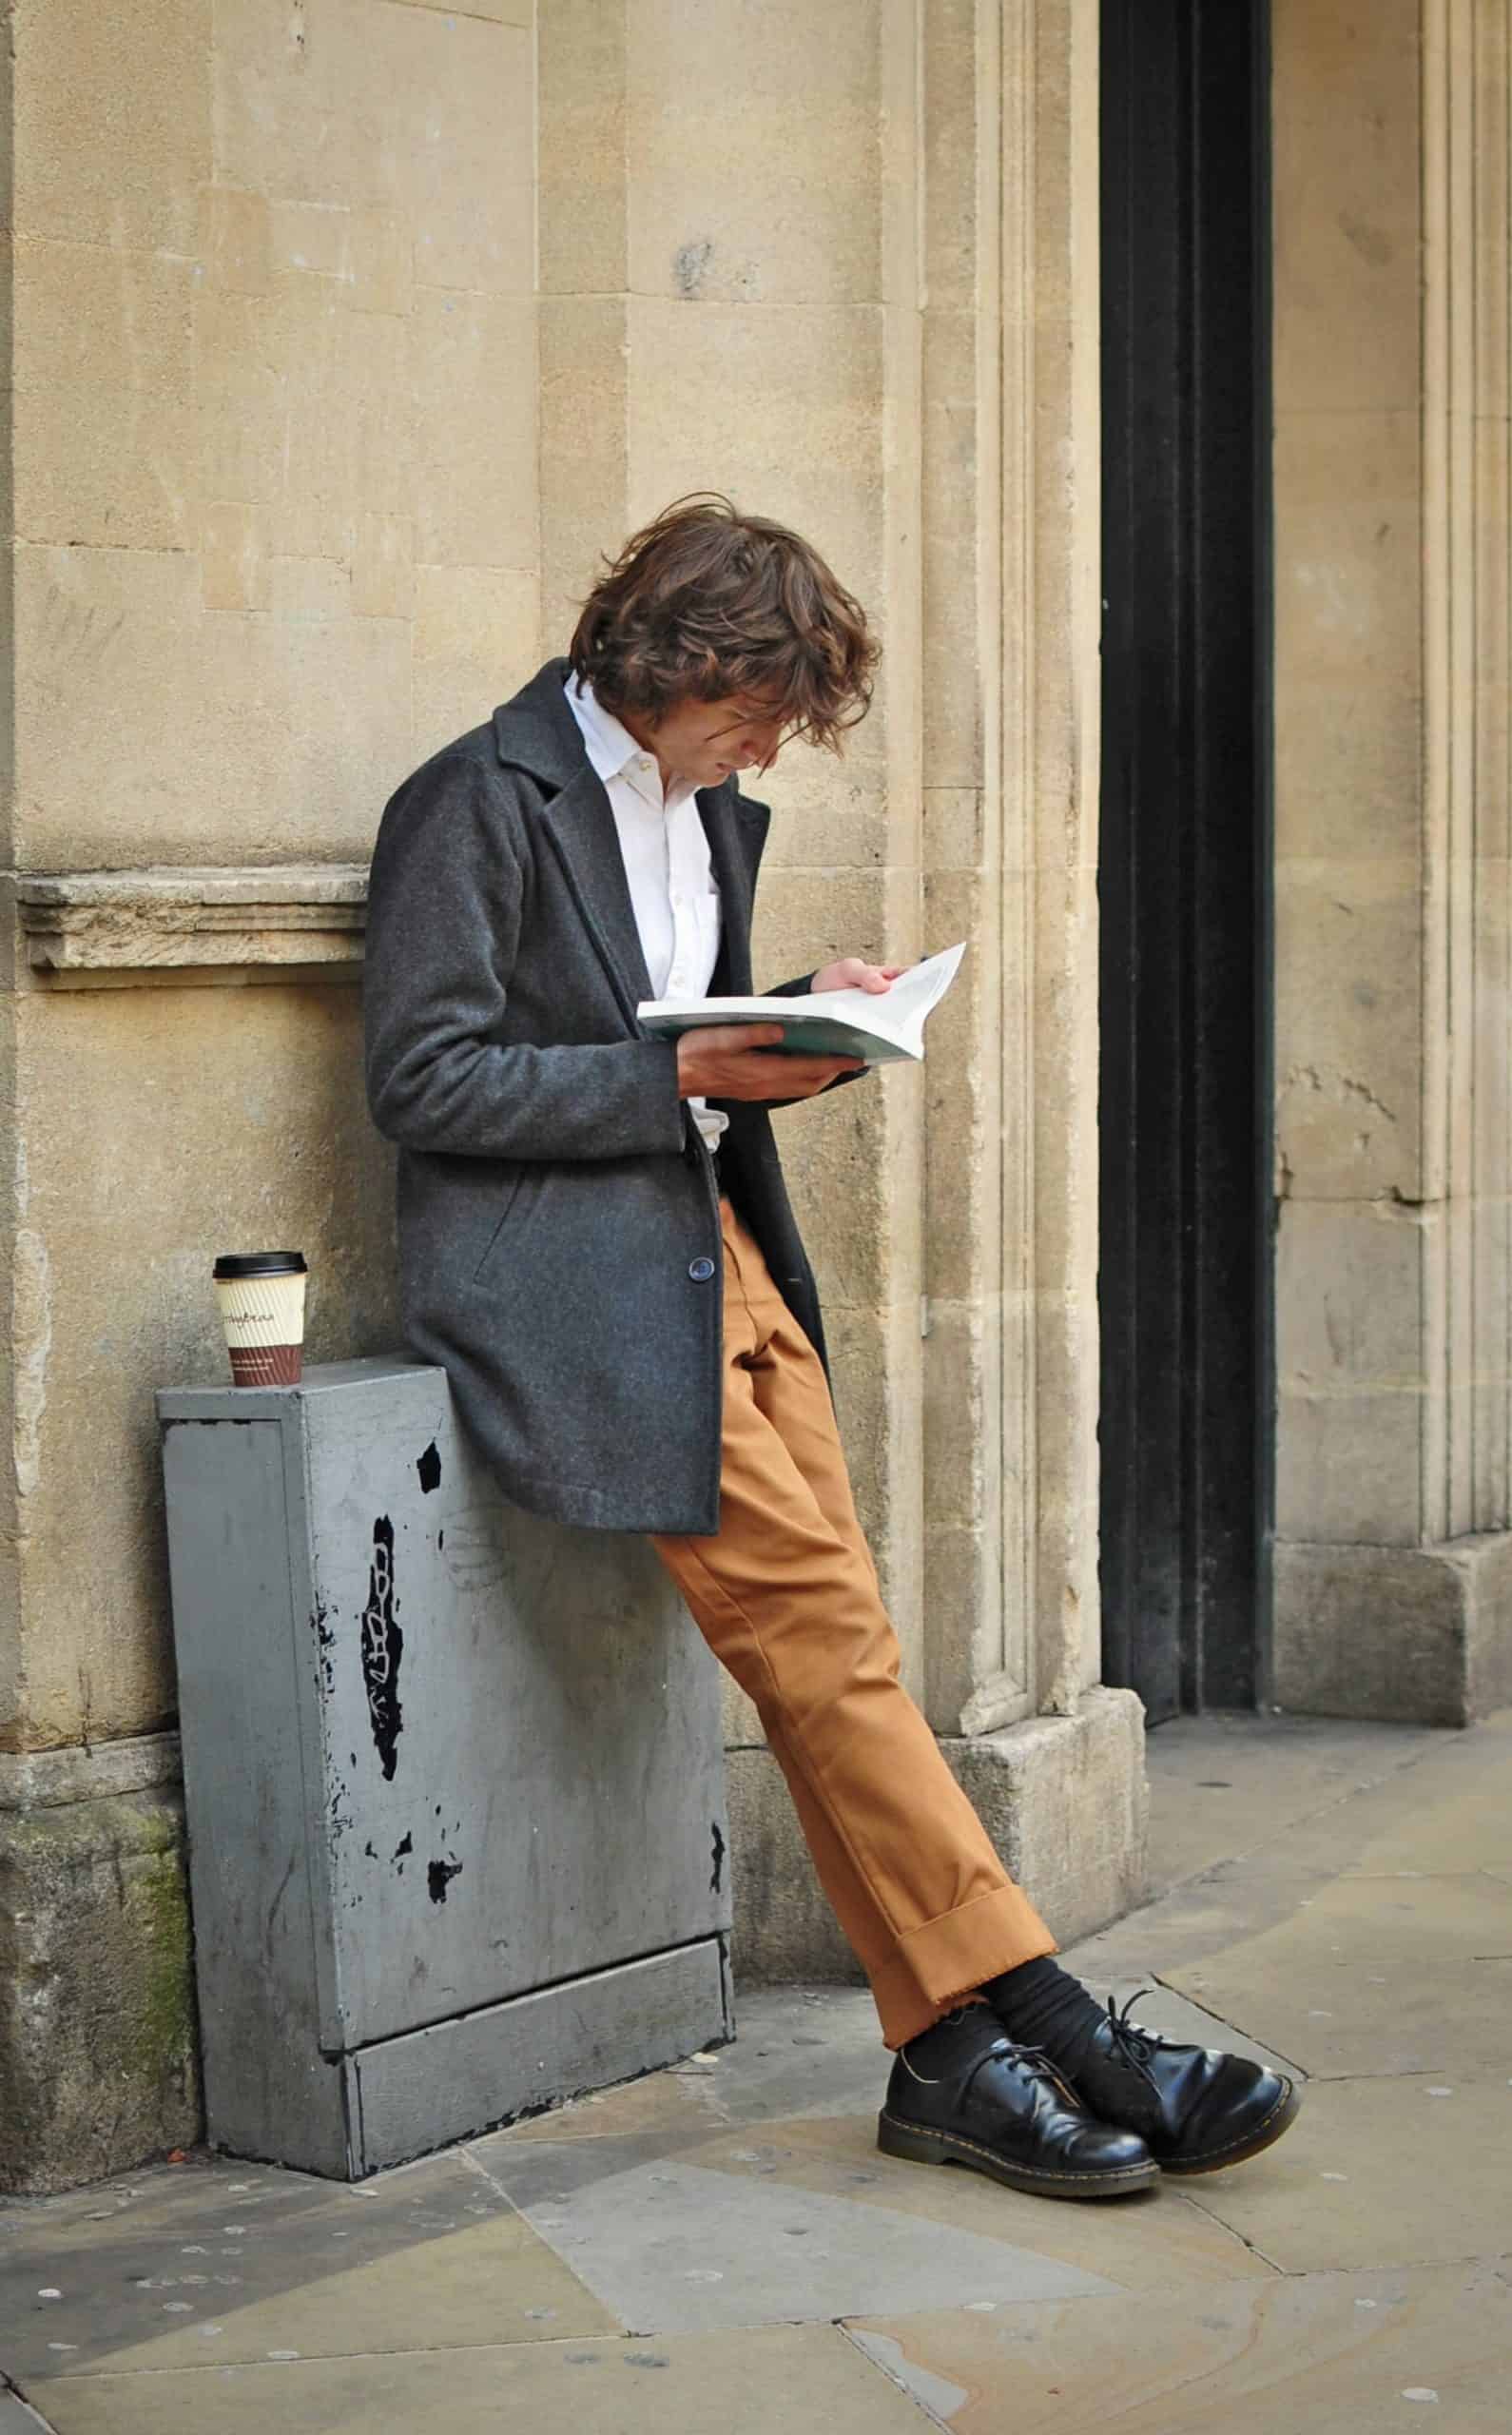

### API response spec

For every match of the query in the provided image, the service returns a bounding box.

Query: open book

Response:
[638,941,966,1066]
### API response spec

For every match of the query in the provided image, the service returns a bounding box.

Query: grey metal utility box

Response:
[157,1357,733,2179]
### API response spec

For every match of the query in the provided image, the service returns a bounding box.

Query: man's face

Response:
[642,692,789,789]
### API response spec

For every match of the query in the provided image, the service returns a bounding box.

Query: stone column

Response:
[1271,0,1512,1724]
[538,0,1145,1987]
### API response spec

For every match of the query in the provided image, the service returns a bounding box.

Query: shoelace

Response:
[1101,1989,1172,2076]
[901,2023,1084,2112]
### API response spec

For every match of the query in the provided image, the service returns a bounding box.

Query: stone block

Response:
[726,1690,1147,1988]
[538,0,629,296]
[819,1299,912,1619]
[268,554,352,623]
[344,205,414,320]
[414,290,537,571]
[213,1,532,296]
[1273,406,1422,682]
[199,501,270,614]
[949,1689,1150,1949]
[921,865,994,1298]
[276,291,418,558]
[756,764,889,874]
[1274,1530,1512,1725]
[11,0,209,254]
[921,0,981,312]
[352,513,414,622]
[538,295,630,647]
[625,299,884,631]
[1273,856,1425,1200]
[1277,1379,1428,1549]
[921,1519,1022,1734]
[1272,662,1424,869]
[414,564,541,763]
[921,788,984,873]
[725,1746,862,1991]
[199,185,274,297]
[1272,0,1422,416]
[0,1785,200,2192]
[2,982,398,1747]
[12,240,195,551]
[625,0,881,306]
[196,272,417,559]
[921,306,987,789]
[1276,1195,1426,1393]
[921,1297,994,1541]
[12,542,413,866]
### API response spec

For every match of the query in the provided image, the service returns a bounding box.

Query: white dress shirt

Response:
[564,677,728,1150]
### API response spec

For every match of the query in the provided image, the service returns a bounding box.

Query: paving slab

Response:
[1202,1717,1512,1881]
[476,2146,1124,2332]
[678,2114,1275,2292]
[1138,1714,1445,1896]
[1,2148,611,2387]
[846,2258,1512,2432]
[1161,1872,1512,2077]
[1175,2075,1512,2272]
[17,2323,939,2435]
[0,2392,52,2434]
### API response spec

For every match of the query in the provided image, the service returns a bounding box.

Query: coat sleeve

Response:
[740,971,872,1109]
[364,751,686,1161]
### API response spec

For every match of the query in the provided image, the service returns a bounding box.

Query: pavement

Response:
[3,1706,1510,2433]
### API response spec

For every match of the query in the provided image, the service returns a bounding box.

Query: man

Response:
[364,495,1298,2201]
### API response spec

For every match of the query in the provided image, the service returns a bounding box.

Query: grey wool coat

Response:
[363,658,840,1535]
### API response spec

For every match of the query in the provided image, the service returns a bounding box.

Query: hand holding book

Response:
[643,941,968,1093]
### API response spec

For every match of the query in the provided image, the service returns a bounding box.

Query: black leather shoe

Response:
[1022,1991,1303,2175]
[877,2007,1159,2200]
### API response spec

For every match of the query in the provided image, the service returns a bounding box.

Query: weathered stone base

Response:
[1274,1534,1512,1727]
[726,1687,1150,1995]
[0,1736,201,2194]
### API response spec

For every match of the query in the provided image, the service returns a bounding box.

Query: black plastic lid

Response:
[212,1252,308,1279]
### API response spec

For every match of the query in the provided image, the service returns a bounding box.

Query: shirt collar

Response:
[564,677,650,782]
[564,677,699,812]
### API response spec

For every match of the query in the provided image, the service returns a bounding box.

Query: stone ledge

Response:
[8,866,369,987]
[726,1688,1149,1991]
[1274,1533,1512,1726]
[0,1730,183,1813]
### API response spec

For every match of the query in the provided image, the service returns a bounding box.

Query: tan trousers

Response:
[651,1198,1055,2049]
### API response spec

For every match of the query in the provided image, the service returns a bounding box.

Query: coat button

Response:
[688,1256,716,1281]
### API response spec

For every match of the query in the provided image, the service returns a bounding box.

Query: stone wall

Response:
[2,0,1143,2191]
[1271,0,1512,1724]
[1,0,538,2190]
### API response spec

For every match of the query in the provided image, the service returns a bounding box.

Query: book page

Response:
[638,942,967,1062]
[802,942,967,1055]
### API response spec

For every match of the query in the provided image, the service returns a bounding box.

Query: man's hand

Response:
[810,958,905,996]
[675,1024,863,1103]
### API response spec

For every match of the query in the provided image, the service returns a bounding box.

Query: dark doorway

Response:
[1097,0,1273,1722]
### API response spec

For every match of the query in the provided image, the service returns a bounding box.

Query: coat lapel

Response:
[536,766,654,1025]
[698,786,765,998]
[490,660,771,1024]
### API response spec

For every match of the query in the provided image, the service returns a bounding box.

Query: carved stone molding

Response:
[10,867,369,987]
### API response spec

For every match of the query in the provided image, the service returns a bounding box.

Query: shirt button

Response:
[688,1256,716,1282]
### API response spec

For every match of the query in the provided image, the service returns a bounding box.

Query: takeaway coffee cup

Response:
[212,1252,308,1387]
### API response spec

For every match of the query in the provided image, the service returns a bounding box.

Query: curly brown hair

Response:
[568,495,879,751]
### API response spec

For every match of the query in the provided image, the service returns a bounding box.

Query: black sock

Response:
[979,1957,1108,2071]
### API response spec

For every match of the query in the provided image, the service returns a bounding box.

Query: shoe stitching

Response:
[878,2109,1153,2185]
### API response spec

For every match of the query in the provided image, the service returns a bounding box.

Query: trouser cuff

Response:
[868,1881,1058,2049]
